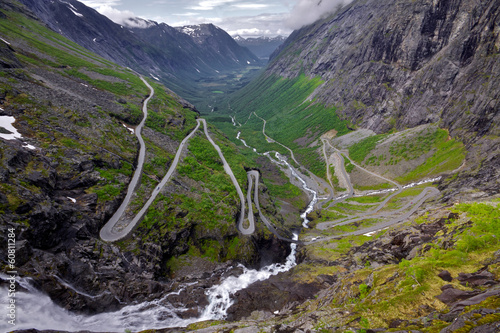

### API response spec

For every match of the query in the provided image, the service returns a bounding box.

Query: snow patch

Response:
[61,1,83,17]
[0,38,10,45]
[67,197,76,203]
[69,8,83,17]
[0,116,37,150]
[180,26,197,36]
[149,73,160,81]
[0,116,23,140]
[61,1,77,11]
[122,124,134,134]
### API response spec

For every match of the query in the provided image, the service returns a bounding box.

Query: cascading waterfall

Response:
[0,159,314,332]
[200,234,299,320]
[273,152,318,228]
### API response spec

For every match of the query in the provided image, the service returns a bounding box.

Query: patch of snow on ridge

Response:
[0,116,37,150]
[181,27,196,36]
[61,1,83,17]
[0,116,22,140]
[69,8,83,17]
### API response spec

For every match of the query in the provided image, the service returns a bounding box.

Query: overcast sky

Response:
[79,0,349,38]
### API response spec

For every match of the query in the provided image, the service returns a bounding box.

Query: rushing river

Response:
[0,131,318,333]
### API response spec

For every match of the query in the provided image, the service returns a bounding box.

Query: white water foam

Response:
[200,234,298,320]
[274,152,318,228]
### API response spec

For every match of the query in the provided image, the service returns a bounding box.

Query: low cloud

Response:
[222,13,291,37]
[88,4,153,28]
[285,0,351,30]
[187,0,237,11]
[91,5,134,24]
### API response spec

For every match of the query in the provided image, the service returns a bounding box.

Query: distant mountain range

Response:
[19,0,262,99]
[233,35,287,60]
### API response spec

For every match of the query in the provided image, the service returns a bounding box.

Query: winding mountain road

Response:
[251,112,334,204]
[101,112,254,241]
[247,170,299,243]
[308,186,440,244]
[100,76,153,242]
[235,112,438,243]
[325,139,401,190]
[200,119,254,235]
[101,79,441,244]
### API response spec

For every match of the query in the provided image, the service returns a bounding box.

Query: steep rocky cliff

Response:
[270,0,500,134]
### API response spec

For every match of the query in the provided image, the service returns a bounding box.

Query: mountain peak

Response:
[233,35,245,41]
[176,23,225,37]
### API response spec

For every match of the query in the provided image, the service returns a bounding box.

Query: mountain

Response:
[175,24,260,67]
[233,35,287,59]
[124,20,260,73]
[2,0,500,332]
[201,0,500,331]
[18,0,262,100]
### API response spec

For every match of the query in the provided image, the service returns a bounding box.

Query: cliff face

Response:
[269,0,499,138]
